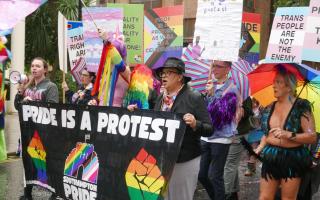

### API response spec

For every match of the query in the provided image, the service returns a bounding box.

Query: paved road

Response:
[1,113,319,199]
[0,155,261,200]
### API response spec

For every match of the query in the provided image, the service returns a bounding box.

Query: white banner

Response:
[58,12,68,73]
[193,0,243,61]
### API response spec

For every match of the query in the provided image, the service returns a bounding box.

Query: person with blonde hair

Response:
[255,64,317,200]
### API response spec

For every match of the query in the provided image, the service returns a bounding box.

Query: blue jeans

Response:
[198,141,230,200]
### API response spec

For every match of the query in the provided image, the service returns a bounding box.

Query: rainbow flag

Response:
[0,40,8,62]
[27,130,47,184]
[144,5,183,69]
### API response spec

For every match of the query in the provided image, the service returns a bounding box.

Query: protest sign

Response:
[193,0,243,61]
[240,12,261,67]
[71,57,86,84]
[144,5,183,69]
[18,102,185,199]
[82,7,123,72]
[302,0,320,62]
[58,12,68,73]
[266,7,308,63]
[67,21,85,72]
[109,3,144,65]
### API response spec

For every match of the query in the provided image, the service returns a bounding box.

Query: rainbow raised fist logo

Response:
[27,130,48,184]
[125,148,166,200]
[63,143,99,200]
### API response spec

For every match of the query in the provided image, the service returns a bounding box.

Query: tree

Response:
[25,0,93,101]
[272,0,310,13]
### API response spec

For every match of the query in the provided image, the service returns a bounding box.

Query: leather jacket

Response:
[154,85,213,163]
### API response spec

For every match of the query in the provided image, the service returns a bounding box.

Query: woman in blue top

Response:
[255,65,317,200]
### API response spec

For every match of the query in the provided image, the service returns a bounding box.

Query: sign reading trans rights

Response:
[18,102,186,200]
[266,7,309,63]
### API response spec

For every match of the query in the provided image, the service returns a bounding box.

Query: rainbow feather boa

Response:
[123,64,153,109]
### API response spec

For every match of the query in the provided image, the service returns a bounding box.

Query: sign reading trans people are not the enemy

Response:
[266,7,308,63]
[19,102,186,200]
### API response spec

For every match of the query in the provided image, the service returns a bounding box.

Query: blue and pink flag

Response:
[82,7,123,72]
[302,0,320,62]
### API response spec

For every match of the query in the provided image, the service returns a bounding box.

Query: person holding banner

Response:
[255,66,316,200]
[15,57,59,107]
[198,60,242,200]
[153,57,213,200]
[62,68,95,105]
[14,57,58,200]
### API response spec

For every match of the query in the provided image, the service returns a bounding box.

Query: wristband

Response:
[290,132,297,139]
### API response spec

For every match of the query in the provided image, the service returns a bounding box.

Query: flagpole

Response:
[80,0,99,31]
[78,0,82,21]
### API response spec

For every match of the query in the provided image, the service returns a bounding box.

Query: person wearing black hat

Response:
[154,57,213,200]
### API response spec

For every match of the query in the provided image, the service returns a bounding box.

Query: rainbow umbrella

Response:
[248,63,320,132]
[182,52,253,100]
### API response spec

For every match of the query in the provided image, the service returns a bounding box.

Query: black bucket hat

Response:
[155,57,191,83]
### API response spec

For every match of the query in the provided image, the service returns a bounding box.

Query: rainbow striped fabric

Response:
[0,40,8,62]
[27,130,47,184]
[64,143,99,184]
[123,64,153,109]
[92,44,127,107]
[125,148,165,200]
[182,46,254,100]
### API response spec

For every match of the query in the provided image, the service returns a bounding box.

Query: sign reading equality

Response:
[18,102,185,200]
[108,3,144,66]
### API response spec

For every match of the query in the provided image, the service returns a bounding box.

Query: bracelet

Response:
[290,132,297,140]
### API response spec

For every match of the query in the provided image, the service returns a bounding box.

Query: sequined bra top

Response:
[261,98,312,135]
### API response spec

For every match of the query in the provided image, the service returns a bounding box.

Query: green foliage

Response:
[25,0,93,100]
[272,0,310,13]
[57,0,94,21]
[52,70,77,102]
[25,1,57,68]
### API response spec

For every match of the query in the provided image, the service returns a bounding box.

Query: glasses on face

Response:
[159,70,178,78]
